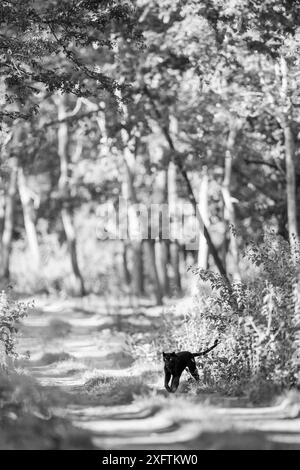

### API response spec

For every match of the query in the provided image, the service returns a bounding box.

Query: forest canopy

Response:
[0,0,299,298]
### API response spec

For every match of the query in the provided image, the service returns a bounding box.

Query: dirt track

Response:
[18,297,300,450]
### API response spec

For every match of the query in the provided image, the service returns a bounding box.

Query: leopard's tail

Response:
[192,341,218,357]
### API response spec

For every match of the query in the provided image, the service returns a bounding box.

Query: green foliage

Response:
[83,374,151,405]
[0,290,30,360]
[38,351,73,366]
[0,0,140,122]
[161,233,300,399]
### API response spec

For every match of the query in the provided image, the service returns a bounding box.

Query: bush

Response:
[83,374,151,405]
[159,232,300,400]
[45,318,72,340]
[38,351,74,365]
[0,290,31,366]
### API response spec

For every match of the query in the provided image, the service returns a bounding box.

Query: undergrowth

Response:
[0,289,94,449]
[0,289,31,367]
[132,232,300,403]
[83,373,152,405]
[0,368,94,449]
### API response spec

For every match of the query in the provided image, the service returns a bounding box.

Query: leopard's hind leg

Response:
[187,359,199,381]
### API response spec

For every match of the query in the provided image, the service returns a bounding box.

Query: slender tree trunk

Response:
[155,168,170,296]
[284,123,298,246]
[1,157,17,280]
[170,241,182,294]
[131,240,144,296]
[191,169,210,296]
[280,57,298,254]
[18,166,40,271]
[56,95,85,296]
[168,161,182,293]
[121,158,145,297]
[221,127,241,281]
[197,168,209,270]
[108,55,145,297]
[93,108,140,295]
[112,87,148,298]
[122,242,131,286]
[156,239,170,296]
[0,191,4,238]
[61,208,85,295]
[118,101,145,297]
[145,239,163,305]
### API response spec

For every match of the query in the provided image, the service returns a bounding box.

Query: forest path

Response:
[18,296,300,450]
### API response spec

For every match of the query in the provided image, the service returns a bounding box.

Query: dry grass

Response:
[38,351,74,365]
[82,372,153,405]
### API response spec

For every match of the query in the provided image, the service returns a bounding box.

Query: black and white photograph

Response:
[1,0,300,453]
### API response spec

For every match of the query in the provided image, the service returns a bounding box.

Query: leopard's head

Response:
[162,351,176,366]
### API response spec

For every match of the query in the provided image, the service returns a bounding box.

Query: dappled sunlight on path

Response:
[17,296,300,450]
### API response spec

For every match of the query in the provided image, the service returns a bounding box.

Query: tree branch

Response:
[42,108,101,129]
[243,158,282,171]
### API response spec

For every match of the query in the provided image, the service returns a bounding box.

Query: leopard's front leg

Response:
[164,367,172,392]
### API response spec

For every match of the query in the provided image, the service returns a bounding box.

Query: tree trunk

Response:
[17,166,40,272]
[122,242,131,286]
[131,240,144,296]
[145,240,163,305]
[284,123,298,246]
[191,169,210,296]
[168,161,182,293]
[280,57,299,250]
[156,239,170,296]
[119,102,145,297]
[197,168,209,270]
[221,127,241,281]
[155,168,170,296]
[56,94,85,296]
[0,190,4,238]
[170,241,182,294]
[121,159,145,297]
[280,56,298,252]
[61,208,85,295]
[1,158,17,280]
